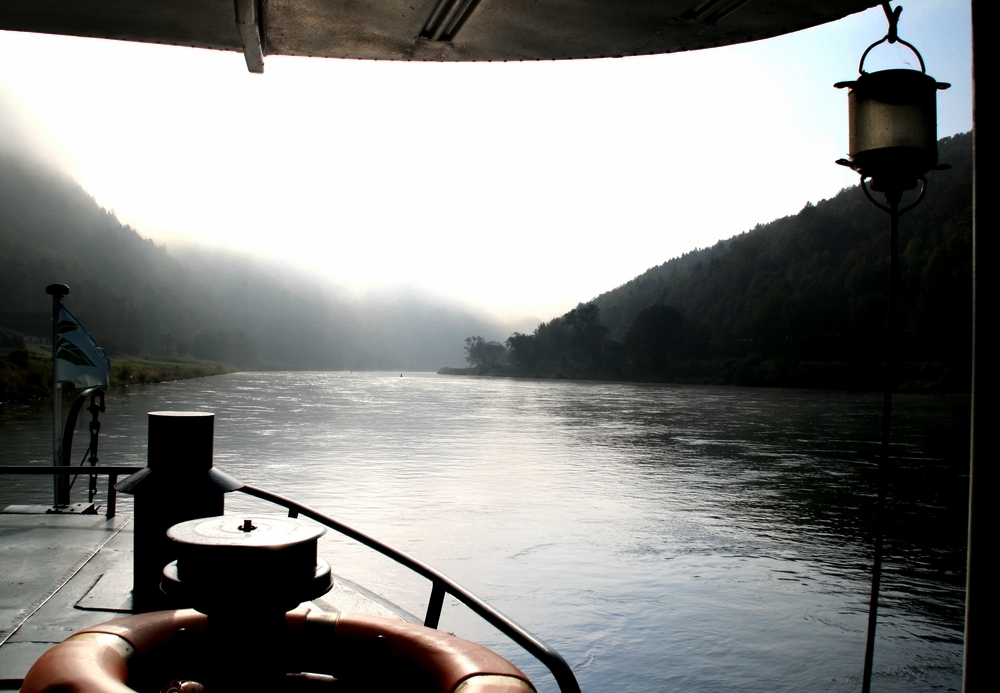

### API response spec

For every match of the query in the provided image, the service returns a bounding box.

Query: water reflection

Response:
[543,383,968,635]
[0,374,969,692]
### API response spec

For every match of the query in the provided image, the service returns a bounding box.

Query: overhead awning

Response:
[1,0,877,72]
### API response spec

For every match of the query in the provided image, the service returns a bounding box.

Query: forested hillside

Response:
[471,133,972,392]
[0,151,504,372]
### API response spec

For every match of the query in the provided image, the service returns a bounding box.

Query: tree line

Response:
[461,133,972,393]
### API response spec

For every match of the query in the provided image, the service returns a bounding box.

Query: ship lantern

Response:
[835,3,949,195]
[840,7,951,693]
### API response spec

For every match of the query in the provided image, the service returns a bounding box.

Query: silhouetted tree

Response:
[564,303,609,373]
[506,332,540,370]
[624,304,685,372]
[159,332,177,356]
[464,336,506,368]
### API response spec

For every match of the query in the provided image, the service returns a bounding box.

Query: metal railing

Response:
[0,472,580,691]
[0,466,141,517]
[238,484,582,693]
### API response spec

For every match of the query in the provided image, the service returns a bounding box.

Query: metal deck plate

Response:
[75,571,133,613]
[0,515,132,681]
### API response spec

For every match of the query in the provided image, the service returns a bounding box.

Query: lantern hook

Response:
[857,2,926,75]
[860,175,927,216]
[883,2,901,43]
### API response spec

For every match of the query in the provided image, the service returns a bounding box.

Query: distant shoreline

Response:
[436,366,480,376]
[1,345,236,403]
[437,357,967,395]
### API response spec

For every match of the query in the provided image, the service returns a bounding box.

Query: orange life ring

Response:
[20,609,535,693]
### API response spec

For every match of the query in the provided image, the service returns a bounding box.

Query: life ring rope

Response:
[454,675,535,692]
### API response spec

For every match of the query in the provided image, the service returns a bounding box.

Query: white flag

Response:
[55,306,111,390]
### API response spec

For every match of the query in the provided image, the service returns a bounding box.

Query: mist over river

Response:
[0,373,970,692]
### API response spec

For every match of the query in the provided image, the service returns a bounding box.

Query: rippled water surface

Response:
[0,373,970,692]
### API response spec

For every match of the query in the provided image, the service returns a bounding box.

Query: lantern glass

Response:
[850,82,935,152]
[840,68,943,190]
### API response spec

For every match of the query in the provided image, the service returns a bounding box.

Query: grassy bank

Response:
[439,356,966,395]
[0,345,236,403]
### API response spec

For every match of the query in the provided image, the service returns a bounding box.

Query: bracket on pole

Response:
[235,0,265,73]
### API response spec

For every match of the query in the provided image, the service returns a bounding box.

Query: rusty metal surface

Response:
[1,0,877,62]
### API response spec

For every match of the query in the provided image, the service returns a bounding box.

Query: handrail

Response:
[0,467,141,474]
[238,484,582,693]
[0,466,141,518]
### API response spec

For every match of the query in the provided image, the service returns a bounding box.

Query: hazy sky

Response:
[0,1,972,324]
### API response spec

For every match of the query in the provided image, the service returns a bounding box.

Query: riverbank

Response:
[0,345,236,403]
[438,355,967,394]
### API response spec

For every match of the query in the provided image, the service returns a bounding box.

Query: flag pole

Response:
[45,283,70,508]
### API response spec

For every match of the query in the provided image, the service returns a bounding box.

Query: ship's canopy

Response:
[2,0,877,71]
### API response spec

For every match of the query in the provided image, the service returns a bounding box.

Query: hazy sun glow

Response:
[0,0,971,324]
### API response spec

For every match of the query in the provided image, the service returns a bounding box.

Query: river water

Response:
[0,372,970,692]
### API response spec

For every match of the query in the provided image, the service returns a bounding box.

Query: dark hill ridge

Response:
[593,133,971,364]
[0,150,505,372]
[483,133,972,392]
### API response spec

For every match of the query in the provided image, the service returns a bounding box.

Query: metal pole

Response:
[862,191,901,693]
[963,2,987,689]
[87,393,103,503]
[45,284,70,508]
[107,474,118,519]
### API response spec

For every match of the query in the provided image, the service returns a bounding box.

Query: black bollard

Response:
[116,412,242,612]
